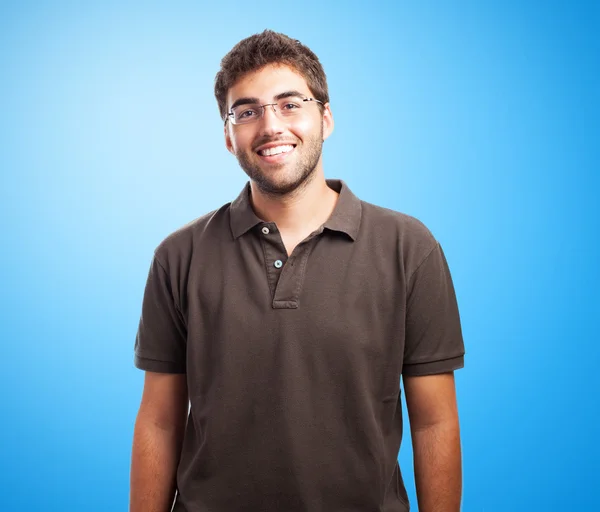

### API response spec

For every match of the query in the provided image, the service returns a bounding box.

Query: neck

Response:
[249,168,338,235]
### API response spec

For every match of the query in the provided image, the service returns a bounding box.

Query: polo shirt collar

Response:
[229,179,362,241]
[322,179,362,240]
[229,182,264,239]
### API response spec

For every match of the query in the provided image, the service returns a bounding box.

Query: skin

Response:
[130,62,462,511]
[130,372,188,512]
[224,63,338,255]
[404,372,462,511]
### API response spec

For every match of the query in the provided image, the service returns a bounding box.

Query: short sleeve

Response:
[402,242,465,376]
[134,254,187,373]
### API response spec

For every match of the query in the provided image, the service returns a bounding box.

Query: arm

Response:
[130,371,189,512]
[403,372,462,512]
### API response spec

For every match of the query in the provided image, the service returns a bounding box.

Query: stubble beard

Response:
[235,126,324,199]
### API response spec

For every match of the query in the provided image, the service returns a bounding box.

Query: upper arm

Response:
[137,371,189,430]
[134,251,189,430]
[134,254,187,374]
[403,243,465,377]
[403,372,459,431]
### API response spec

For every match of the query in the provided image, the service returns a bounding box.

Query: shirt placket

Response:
[258,223,322,309]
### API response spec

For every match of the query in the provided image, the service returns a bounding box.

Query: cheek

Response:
[289,116,320,140]
[230,131,255,153]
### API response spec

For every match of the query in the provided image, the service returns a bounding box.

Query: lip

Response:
[256,145,296,164]
[254,141,297,153]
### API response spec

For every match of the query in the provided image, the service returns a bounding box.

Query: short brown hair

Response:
[214,30,330,121]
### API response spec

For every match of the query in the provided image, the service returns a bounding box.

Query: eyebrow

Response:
[274,90,305,101]
[229,96,260,111]
[229,90,306,111]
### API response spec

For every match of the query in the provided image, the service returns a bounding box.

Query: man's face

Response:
[225,64,334,197]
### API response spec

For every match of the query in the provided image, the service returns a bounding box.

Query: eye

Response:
[281,102,301,111]
[238,108,258,119]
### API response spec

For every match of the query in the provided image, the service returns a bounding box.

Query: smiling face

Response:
[225,64,334,198]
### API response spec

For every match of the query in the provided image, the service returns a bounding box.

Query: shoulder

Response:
[152,202,231,270]
[359,200,438,273]
[361,200,436,241]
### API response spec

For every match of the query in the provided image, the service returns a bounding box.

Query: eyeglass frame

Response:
[225,96,324,125]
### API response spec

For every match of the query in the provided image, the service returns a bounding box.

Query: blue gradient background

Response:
[1,1,598,510]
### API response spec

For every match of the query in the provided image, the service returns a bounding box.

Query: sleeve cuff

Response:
[134,353,186,374]
[402,354,464,377]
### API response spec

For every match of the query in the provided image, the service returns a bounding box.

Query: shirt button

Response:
[261,226,270,235]
[274,260,283,269]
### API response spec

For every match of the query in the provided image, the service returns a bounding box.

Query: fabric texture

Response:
[134,179,465,512]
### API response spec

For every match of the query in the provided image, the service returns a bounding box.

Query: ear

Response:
[224,123,235,154]
[322,103,334,141]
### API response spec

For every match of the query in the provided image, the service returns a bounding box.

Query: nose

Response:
[259,103,285,135]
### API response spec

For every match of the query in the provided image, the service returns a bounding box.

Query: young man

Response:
[131,30,465,512]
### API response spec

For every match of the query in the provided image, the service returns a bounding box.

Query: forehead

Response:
[226,64,312,105]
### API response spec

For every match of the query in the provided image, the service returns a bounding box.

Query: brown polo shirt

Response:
[134,179,465,512]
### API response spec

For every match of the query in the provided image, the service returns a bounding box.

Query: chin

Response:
[263,170,317,196]
[257,177,299,196]
[237,149,319,197]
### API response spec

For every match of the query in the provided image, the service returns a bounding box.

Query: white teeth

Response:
[259,145,294,157]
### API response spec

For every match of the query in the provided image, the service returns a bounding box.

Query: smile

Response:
[257,144,295,157]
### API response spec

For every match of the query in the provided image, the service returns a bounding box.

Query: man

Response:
[131,30,465,512]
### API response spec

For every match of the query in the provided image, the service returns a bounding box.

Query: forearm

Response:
[130,416,185,512]
[411,419,462,512]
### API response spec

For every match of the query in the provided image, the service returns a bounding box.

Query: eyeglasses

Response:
[226,95,324,125]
